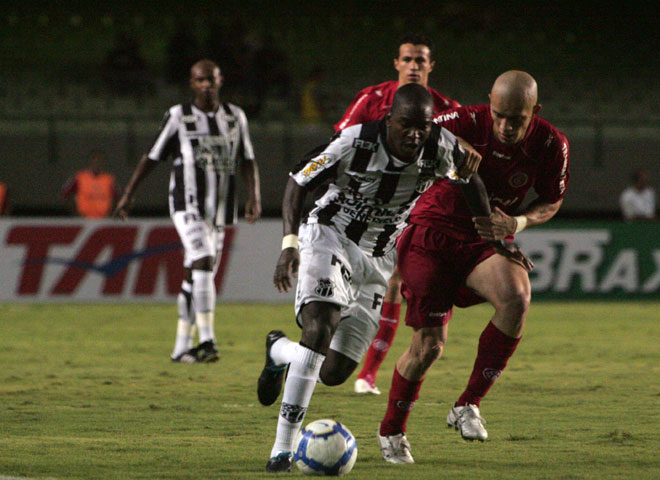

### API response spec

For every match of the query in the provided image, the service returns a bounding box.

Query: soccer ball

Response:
[293,419,358,476]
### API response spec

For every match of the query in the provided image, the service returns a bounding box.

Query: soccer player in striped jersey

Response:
[377,71,566,463]
[114,59,261,363]
[256,84,486,473]
[334,33,461,395]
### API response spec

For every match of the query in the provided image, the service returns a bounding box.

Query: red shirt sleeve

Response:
[534,132,570,203]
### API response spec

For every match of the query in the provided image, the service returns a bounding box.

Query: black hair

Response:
[397,33,434,58]
[390,83,433,114]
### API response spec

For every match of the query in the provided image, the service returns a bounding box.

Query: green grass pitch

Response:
[1,302,658,479]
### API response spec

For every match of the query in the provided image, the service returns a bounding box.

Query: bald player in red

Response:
[377,71,569,464]
[335,34,460,396]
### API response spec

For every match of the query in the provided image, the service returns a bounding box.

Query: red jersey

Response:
[334,80,460,132]
[411,104,570,240]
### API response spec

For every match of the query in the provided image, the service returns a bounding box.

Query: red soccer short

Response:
[396,223,496,329]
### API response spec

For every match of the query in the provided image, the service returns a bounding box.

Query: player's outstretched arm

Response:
[113,154,158,220]
[240,158,262,224]
[273,177,306,293]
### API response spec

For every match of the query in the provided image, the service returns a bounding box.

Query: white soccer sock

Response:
[196,311,215,344]
[192,270,216,343]
[270,336,299,366]
[270,345,324,457]
[187,324,197,350]
[172,281,195,356]
[172,319,194,357]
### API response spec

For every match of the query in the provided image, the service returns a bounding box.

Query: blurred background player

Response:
[114,59,261,363]
[334,33,461,395]
[61,150,119,219]
[377,71,568,463]
[259,84,484,472]
[619,168,656,221]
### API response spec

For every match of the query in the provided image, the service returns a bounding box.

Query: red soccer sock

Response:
[358,302,401,384]
[457,321,521,407]
[379,368,423,437]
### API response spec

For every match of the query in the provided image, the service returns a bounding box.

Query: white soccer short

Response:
[172,211,224,268]
[295,223,396,363]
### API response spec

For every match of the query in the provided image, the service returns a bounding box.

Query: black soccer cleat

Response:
[190,340,219,363]
[257,330,288,406]
[265,451,292,473]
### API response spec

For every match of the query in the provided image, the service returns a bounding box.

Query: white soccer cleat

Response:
[354,378,381,395]
[377,431,415,464]
[447,404,488,441]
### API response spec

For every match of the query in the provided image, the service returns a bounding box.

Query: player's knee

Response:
[319,366,351,386]
[503,284,531,318]
[410,337,444,369]
[419,340,444,367]
[301,318,337,352]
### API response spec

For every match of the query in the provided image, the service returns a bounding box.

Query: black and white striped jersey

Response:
[147,102,255,226]
[290,120,467,257]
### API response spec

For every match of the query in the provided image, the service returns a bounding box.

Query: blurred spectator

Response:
[300,66,328,123]
[620,168,656,221]
[103,31,151,97]
[0,181,9,215]
[62,151,119,219]
[166,20,201,86]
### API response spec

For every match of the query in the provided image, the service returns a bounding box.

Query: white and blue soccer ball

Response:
[293,419,358,476]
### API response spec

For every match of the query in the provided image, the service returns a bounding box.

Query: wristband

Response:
[514,215,528,234]
[281,234,298,250]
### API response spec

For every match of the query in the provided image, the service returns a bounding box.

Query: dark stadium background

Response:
[0,2,657,218]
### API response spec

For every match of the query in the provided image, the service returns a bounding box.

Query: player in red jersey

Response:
[377,71,568,463]
[335,34,461,395]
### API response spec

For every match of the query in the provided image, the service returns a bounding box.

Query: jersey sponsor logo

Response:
[315,278,335,297]
[482,368,503,382]
[490,194,520,207]
[493,151,511,160]
[508,171,529,188]
[302,155,332,177]
[347,172,377,185]
[194,136,234,173]
[353,138,379,152]
[372,339,390,352]
[181,114,199,123]
[434,111,459,123]
[396,400,415,411]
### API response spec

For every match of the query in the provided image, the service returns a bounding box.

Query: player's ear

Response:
[533,104,542,115]
[428,60,435,73]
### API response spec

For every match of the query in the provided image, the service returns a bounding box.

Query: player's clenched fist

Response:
[274,248,300,293]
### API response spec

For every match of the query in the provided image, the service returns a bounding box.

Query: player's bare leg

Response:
[448,254,530,440]
[378,324,447,463]
[355,268,403,394]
